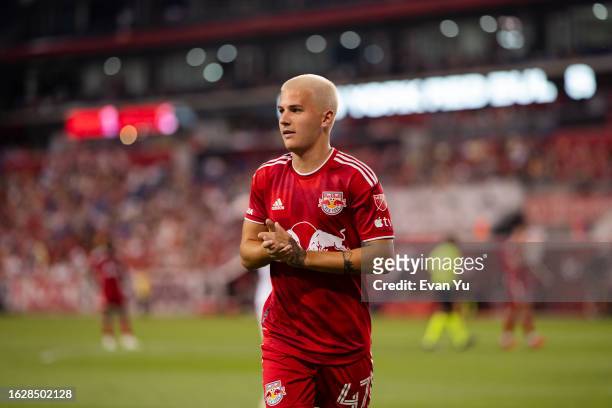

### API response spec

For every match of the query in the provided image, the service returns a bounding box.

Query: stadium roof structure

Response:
[2,0,552,62]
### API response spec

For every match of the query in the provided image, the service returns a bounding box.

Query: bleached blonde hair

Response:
[281,74,338,115]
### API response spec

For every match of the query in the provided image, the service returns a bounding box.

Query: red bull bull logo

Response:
[264,380,286,406]
[318,191,347,215]
[287,222,348,252]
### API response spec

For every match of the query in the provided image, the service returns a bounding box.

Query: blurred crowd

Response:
[1,105,611,311]
[0,136,249,312]
[337,108,612,190]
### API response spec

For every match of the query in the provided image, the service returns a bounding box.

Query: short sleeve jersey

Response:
[90,249,125,302]
[245,148,394,365]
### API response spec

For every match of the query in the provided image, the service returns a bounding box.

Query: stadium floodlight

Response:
[440,19,459,38]
[186,48,206,66]
[103,57,121,76]
[217,44,237,63]
[305,35,327,53]
[203,63,223,82]
[479,15,497,33]
[496,29,524,49]
[340,31,361,49]
[592,3,608,20]
[364,44,384,64]
[564,64,597,100]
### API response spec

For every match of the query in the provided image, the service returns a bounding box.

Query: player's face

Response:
[277,88,325,153]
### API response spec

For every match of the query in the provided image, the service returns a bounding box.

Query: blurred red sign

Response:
[65,105,119,140]
[65,103,178,140]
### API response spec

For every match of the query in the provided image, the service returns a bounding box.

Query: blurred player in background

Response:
[254,265,272,330]
[90,238,140,351]
[254,265,272,408]
[133,270,152,316]
[421,237,473,351]
[124,236,153,316]
[240,74,394,407]
[497,212,545,350]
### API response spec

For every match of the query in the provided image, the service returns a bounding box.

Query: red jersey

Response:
[90,249,125,305]
[499,241,533,302]
[245,148,394,365]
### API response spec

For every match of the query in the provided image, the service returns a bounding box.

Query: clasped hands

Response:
[257,219,305,267]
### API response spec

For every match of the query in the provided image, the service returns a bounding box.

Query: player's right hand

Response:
[258,219,306,266]
[259,219,292,258]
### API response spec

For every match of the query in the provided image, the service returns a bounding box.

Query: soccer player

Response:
[90,239,140,351]
[254,265,272,408]
[240,74,394,408]
[254,265,272,330]
[496,212,545,350]
[421,237,473,351]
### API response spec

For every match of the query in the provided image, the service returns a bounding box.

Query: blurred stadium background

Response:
[0,0,611,407]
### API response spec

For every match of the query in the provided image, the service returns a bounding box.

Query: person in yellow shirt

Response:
[133,270,152,315]
[421,237,474,351]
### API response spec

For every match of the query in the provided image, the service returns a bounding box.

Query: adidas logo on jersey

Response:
[271,198,285,211]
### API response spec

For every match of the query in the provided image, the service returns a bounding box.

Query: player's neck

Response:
[291,142,333,174]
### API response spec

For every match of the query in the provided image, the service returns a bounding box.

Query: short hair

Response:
[281,74,338,114]
[493,211,526,237]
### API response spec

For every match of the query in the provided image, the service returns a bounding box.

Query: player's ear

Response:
[321,109,335,127]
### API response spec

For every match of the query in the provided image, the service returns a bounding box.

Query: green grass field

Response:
[0,315,610,407]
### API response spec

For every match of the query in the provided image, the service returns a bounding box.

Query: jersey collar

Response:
[292,148,336,177]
